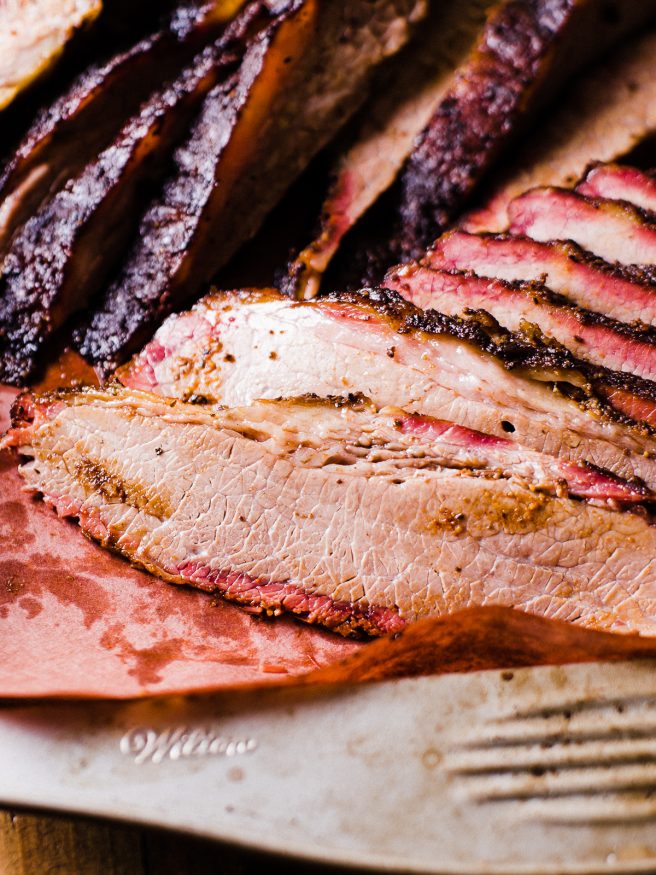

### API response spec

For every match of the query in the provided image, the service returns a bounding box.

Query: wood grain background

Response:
[0,810,362,874]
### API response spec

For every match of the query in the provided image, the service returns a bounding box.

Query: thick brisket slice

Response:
[508,187,656,266]
[7,386,656,636]
[76,0,424,372]
[385,266,656,384]
[119,288,656,487]
[426,231,656,327]
[577,163,656,214]
[0,41,239,386]
[0,0,231,260]
[464,30,656,233]
[284,0,488,299]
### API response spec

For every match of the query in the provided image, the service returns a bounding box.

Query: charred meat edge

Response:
[0,0,238,260]
[0,32,247,385]
[76,0,425,373]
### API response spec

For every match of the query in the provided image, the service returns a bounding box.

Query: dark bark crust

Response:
[0,43,243,385]
[76,0,420,373]
[0,2,272,385]
[322,0,586,288]
[333,287,656,428]
[397,0,575,259]
[0,0,231,257]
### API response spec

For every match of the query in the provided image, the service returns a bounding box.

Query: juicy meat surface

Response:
[0,0,101,110]
[283,0,488,299]
[119,288,656,487]
[7,386,656,637]
[577,163,656,214]
[426,230,656,327]
[0,0,229,261]
[76,0,424,373]
[464,29,656,233]
[508,187,656,266]
[0,38,237,385]
[386,265,656,384]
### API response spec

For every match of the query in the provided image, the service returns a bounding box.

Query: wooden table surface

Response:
[0,810,363,874]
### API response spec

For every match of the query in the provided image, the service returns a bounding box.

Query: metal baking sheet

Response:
[3,659,656,873]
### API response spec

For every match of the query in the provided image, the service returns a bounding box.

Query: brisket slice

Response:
[297,0,656,293]
[0,0,232,261]
[283,0,488,299]
[464,30,656,233]
[6,386,656,637]
[577,163,656,214]
[426,230,656,327]
[394,0,656,260]
[508,187,656,266]
[76,0,424,373]
[395,0,581,260]
[0,39,241,386]
[385,265,656,383]
[118,287,656,487]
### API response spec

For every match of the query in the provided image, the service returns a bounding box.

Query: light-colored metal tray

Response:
[3,659,656,873]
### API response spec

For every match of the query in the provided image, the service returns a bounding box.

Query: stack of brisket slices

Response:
[0,0,426,383]
[8,159,656,638]
[2,0,656,382]
[6,0,656,640]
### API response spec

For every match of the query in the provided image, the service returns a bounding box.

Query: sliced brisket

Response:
[426,230,656,327]
[0,0,232,261]
[393,0,656,260]
[577,163,656,214]
[287,0,656,295]
[385,265,656,383]
[76,0,424,373]
[6,386,656,636]
[464,30,656,233]
[0,0,101,111]
[119,288,656,488]
[0,38,241,385]
[283,0,488,299]
[508,187,656,266]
